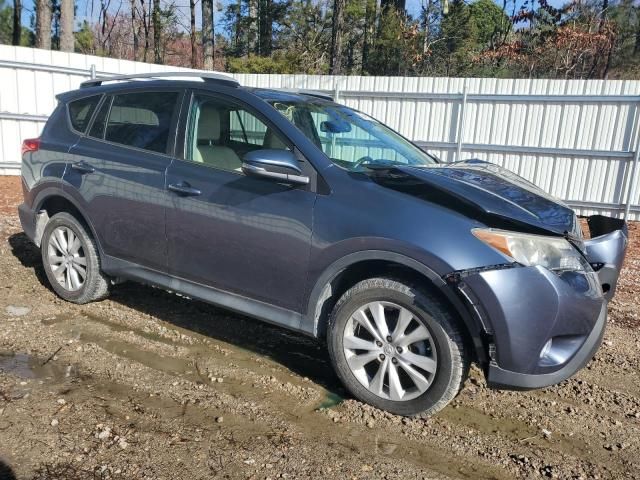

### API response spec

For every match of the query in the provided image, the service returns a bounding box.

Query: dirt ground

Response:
[0,175,639,480]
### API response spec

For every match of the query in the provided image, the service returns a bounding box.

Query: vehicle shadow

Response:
[8,232,346,397]
[0,459,16,480]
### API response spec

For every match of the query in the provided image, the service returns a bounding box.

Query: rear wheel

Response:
[327,277,469,417]
[41,212,110,304]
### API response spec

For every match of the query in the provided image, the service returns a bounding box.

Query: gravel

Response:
[1,179,639,479]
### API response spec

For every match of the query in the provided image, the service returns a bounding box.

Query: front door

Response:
[165,92,316,313]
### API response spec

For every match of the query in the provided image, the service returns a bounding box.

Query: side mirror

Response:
[242,149,309,185]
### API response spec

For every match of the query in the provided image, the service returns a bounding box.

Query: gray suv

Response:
[18,72,628,416]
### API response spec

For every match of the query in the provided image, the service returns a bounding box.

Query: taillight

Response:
[21,138,40,156]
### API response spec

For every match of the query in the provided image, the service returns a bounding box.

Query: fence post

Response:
[89,64,96,80]
[624,103,640,219]
[333,77,341,103]
[456,80,468,162]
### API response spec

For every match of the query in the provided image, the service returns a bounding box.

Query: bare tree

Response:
[140,0,150,61]
[202,0,214,69]
[59,0,74,52]
[190,0,197,67]
[12,0,21,45]
[35,0,52,49]
[329,0,345,74]
[131,0,139,59]
[152,0,161,63]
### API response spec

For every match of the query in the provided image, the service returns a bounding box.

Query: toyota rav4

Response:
[18,72,628,416]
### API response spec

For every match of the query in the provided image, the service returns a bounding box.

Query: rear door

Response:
[64,88,183,272]
[164,90,317,312]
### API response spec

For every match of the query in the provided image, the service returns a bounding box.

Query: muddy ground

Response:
[0,175,639,480]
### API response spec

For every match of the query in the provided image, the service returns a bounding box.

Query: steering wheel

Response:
[352,155,374,170]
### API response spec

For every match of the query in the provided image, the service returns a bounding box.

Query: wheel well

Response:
[35,196,91,245]
[313,259,484,362]
[40,196,83,219]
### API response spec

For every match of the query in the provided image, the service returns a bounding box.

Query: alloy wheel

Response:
[342,301,438,401]
[47,226,87,292]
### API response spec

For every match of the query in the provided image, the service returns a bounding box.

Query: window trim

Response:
[66,93,104,136]
[82,88,185,158]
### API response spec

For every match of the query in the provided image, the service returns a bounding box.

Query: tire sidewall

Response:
[328,281,458,416]
[41,213,94,302]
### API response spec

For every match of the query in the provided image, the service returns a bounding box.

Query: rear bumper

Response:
[18,202,37,244]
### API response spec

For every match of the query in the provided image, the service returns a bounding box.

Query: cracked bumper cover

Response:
[455,215,626,390]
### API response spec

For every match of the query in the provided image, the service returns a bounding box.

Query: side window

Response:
[187,95,290,173]
[68,95,101,133]
[102,92,179,154]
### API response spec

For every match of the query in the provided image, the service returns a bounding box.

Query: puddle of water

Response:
[317,391,343,409]
[0,352,69,381]
[440,405,537,441]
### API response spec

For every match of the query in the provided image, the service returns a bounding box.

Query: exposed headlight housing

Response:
[472,228,589,272]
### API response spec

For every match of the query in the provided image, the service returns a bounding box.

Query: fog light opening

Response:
[539,339,553,360]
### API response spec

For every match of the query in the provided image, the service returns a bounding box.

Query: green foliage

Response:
[75,20,94,54]
[0,0,13,44]
[227,53,300,73]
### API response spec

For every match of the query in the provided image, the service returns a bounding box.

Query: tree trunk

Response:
[152,0,161,63]
[329,0,345,74]
[59,0,74,52]
[140,0,150,62]
[361,0,375,74]
[202,0,214,69]
[131,0,139,60]
[12,0,21,45]
[35,0,52,49]
[190,0,197,67]
[635,6,640,55]
[248,0,257,55]
[258,0,272,56]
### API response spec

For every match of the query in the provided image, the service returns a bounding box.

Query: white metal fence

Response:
[1,45,639,220]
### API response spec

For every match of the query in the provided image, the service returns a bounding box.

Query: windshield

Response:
[266,99,438,170]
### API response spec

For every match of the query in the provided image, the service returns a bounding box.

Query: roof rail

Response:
[80,71,240,89]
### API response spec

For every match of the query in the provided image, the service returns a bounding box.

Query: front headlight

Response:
[472,228,589,272]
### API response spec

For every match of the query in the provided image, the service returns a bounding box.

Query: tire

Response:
[41,212,110,304]
[327,277,469,417]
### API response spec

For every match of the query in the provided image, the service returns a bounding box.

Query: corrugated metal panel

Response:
[0,45,639,219]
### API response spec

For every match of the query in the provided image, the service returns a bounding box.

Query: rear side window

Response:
[103,92,179,154]
[68,95,101,133]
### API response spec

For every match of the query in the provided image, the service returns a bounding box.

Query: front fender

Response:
[303,249,489,363]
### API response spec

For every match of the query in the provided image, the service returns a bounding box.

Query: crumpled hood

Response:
[384,160,579,236]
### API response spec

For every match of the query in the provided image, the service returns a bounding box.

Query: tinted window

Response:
[104,92,179,153]
[68,95,101,133]
[88,97,111,139]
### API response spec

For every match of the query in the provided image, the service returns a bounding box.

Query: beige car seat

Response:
[194,104,243,171]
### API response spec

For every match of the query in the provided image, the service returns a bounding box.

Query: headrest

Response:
[198,103,221,141]
[264,128,288,150]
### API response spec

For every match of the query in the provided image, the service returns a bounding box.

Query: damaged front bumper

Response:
[450,214,627,390]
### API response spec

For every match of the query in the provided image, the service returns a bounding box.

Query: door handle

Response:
[168,182,202,197]
[71,161,95,174]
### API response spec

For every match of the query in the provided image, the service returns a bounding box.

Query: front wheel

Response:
[327,278,469,417]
